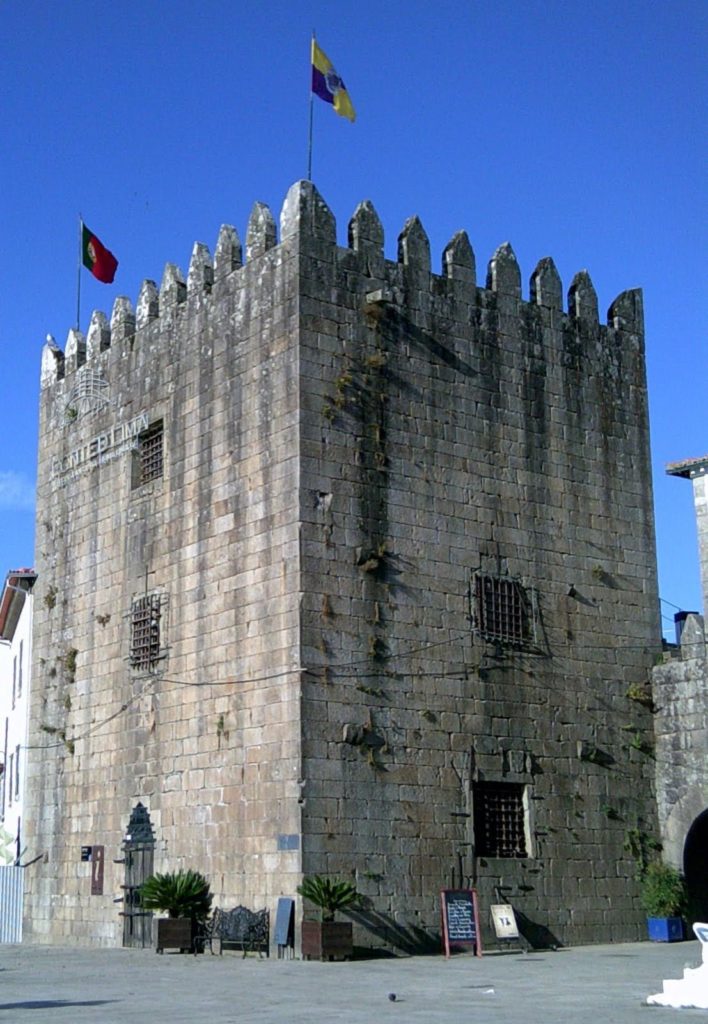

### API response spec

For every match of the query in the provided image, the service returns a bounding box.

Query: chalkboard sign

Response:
[441,889,482,958]
[274,897,295,957]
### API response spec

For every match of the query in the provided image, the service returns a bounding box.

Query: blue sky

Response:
[0,0,705,639]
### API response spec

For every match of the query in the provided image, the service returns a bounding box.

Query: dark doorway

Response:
[121,802,155,948]
[683,808,708,922]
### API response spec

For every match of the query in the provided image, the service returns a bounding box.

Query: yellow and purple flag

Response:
[311,39,355,122]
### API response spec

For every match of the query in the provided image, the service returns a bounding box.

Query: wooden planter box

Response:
[301,920,353,961]
[155,917,197,953]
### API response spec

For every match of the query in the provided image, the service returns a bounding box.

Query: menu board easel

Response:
[441,889,482,958]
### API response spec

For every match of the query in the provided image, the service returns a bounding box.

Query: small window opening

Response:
[473,781,528,858]
[473,573,530,646]
[132,420,163,488]
[130,594,164,670]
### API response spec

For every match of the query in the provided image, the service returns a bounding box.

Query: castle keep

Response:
[26,181,661,948]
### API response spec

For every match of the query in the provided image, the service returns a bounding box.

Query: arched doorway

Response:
[120,802,155,948]
[683,808,708,921]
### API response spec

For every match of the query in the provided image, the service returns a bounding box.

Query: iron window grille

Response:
[472,572,535,647]
[133,420,163,488]
[473,781,528,858]
[130,593,165,670]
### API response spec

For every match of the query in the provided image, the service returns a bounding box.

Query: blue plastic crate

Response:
[647,916,684,942]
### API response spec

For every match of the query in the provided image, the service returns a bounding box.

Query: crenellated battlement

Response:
[40,179,643,388]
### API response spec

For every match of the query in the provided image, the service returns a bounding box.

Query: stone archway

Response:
[684,809,708,921]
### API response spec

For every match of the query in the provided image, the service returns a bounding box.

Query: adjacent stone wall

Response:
[653,462,708,913]
[653,616,708,869]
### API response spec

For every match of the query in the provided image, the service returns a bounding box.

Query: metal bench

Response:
[207,905,270,957]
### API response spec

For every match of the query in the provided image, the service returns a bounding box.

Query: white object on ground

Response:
[647,922,708,1008]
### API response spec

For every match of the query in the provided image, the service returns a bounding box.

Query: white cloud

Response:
[0,471,35,511]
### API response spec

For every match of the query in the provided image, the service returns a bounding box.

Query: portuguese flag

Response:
[81,223,118,283]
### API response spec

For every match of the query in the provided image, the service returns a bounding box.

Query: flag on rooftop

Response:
[311,39,355,122]
[81,223,118,283]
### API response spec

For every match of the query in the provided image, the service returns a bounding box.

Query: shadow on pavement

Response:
[347,907,440,955]
[0,1000,119,1010]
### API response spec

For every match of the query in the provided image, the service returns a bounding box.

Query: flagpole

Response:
[76,215,82,330]
[307,95,314,180]
[307,31,315,180]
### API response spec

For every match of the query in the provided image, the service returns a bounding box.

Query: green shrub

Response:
[640,862,687,918]
[296,875,359,922]
[139,869,212,921]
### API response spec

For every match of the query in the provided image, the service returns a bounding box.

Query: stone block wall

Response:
[293,184,662,947]
[25,210,304,944]
[653,459,708,914]
[653,616,708,869]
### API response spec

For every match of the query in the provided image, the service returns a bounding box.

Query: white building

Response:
[0,569,36,865]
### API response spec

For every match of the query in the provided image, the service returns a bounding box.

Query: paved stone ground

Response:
[1,940,706,1023]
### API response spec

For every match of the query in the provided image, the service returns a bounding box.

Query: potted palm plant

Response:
[139,869,213,953]
[297,875,359,960]
[641,861,687,942]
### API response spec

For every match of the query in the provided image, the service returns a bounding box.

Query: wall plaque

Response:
[90,845,105,895]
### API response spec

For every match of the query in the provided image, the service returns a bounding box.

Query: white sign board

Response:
[490,904,519,939]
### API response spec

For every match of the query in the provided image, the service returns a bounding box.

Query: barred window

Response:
[473,573,530,645]
[132,420,163,488]
[473,781,528,858]
[130,594,163,670]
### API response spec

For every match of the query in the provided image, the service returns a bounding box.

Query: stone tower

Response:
[25,181,661,948]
